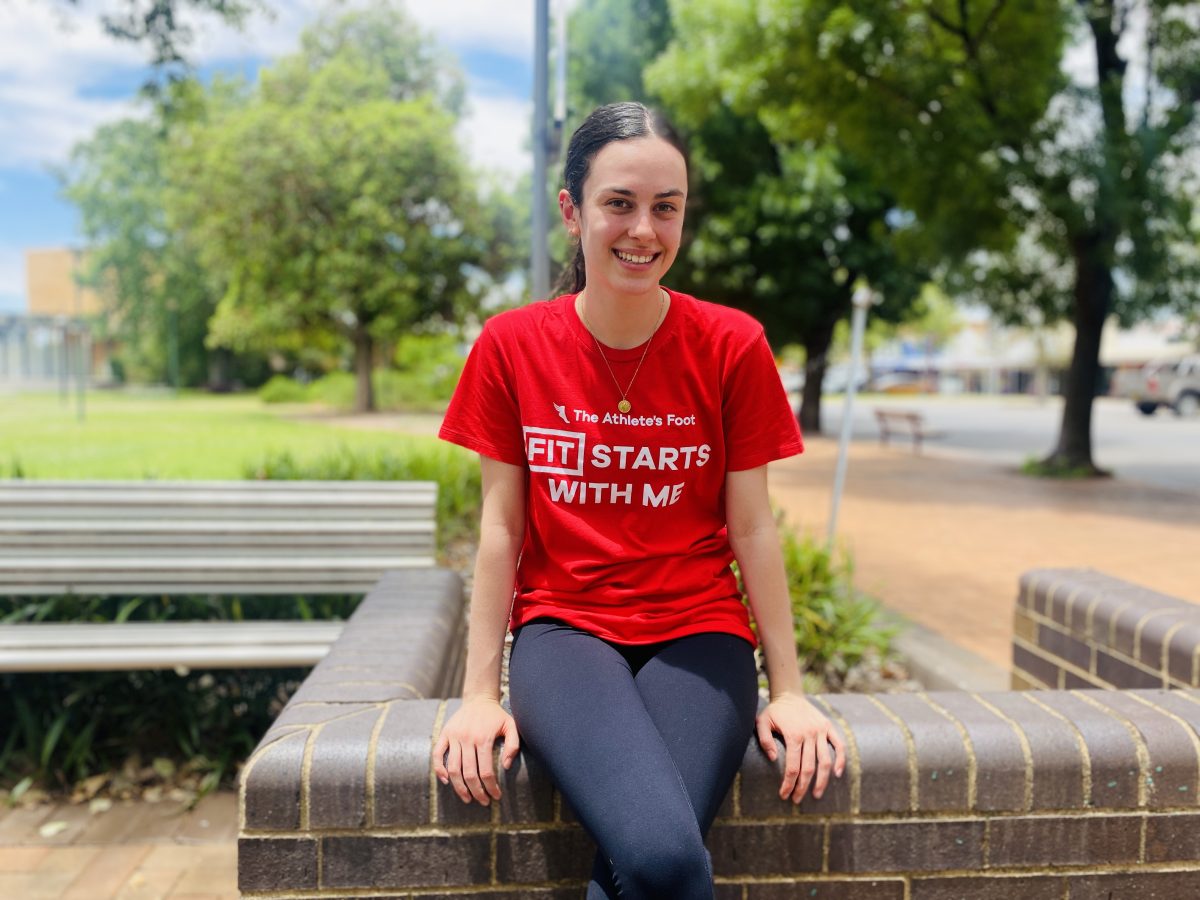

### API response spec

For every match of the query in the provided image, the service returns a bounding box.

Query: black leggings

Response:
[508,618,759,899]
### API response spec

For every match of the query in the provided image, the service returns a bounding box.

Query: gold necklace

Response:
[578,290,667,414]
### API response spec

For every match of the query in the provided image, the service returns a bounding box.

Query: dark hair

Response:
[555,102,688,295]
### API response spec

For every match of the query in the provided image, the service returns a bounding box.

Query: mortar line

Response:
[971,693,1034,812]
[1023,692,1093,808]
[1070,690,1152,807]
[865,695,919,812]
[918,693,977,810]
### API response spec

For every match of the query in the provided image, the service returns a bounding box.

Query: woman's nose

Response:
[628,212,655,241]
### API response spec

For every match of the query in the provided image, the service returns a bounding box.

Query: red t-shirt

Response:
[438,288,803,647]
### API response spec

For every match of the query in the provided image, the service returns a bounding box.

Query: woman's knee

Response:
[605,828,712,898]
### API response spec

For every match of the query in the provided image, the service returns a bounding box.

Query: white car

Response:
[1129,355,1200,417]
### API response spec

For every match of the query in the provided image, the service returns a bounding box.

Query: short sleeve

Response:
[722,331,804,471]
[438,322,526,466]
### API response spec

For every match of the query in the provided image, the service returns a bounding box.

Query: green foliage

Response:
[0,664,305,795]
[1020,456,1108,481]
[247,444,481,546]
[0,590,357,793]
[165,4,518,412]
[776,522,897,690]
[258,374,310,404]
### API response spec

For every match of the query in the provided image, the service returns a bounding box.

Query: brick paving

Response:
[4,429,1196,897]
[0,793,237,900]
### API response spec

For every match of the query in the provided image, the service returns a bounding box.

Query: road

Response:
[816,393,1200,494]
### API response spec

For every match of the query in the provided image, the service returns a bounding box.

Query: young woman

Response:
[433,101,844,899]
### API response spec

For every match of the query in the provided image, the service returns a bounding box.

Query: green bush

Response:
[258,374,309,404]
[754,517,899,692]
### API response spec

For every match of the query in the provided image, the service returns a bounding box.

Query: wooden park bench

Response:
[874,408,940,453]
[0,479,438,672]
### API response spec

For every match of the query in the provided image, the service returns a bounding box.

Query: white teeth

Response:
[616,250,654,264]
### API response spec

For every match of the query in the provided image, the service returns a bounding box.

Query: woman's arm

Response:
[432,455,527,807]
[726,464,845,804]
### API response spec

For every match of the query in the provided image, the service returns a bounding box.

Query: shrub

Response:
[746,516,899,692]
[258,374,309,404]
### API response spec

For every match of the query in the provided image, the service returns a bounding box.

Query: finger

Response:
[780,732,802,799]
[812,731,834,799]
[446,741,471,804]
[791,735,817,804]
[477,738,501,801]
[432,734,449,783]
[460,741,491,806]
[501,717,520,770]
[829,728,847,777]
[756,716,778,761]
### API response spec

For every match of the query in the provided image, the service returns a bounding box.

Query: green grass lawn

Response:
[0,389,432,479]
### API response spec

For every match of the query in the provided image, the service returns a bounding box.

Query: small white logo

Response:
[553,402,569,424]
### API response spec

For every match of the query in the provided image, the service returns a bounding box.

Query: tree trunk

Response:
[1042,234,1112,475]
[353,327,375,413]
[797,303,847,436]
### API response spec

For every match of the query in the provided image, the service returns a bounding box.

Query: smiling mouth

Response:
[614,249,658,265]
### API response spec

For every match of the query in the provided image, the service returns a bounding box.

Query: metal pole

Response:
[531,0,551,301]
[827,286,875,546]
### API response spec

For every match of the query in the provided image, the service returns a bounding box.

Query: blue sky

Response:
[0,0,549,314]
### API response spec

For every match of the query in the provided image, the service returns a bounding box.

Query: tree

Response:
[167,3,512,411]
[688,0,1199,473]
[564,0,926,433]
[58,109,226,388]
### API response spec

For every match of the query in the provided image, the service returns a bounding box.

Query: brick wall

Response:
[1013,568,1200,691]
[241,568,1200,898]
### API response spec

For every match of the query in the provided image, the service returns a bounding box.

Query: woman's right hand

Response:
[431,696,521,806]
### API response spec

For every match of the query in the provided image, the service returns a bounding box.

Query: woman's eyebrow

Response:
[602,187,685,199]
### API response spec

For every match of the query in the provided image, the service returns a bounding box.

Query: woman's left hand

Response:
[756,692,846,804]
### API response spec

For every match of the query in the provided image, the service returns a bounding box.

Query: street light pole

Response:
[531,0,551,301]
[827,285,877,546]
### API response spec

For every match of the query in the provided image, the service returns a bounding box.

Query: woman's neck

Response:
[575,287,669,350]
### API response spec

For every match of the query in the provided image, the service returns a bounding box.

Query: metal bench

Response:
[874,408,940,453]
[0,479,438,672]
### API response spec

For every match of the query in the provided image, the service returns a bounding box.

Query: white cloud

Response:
[0,244,26,313]
[458,89,533,178]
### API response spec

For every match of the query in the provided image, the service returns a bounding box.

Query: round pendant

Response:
[618,399,631,413]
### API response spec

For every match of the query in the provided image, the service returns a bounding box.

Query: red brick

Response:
[322,834,491,890]
[747,880,904,899]
[911,874,1064,899]
[987,815,1140,867]
[985,693,1086,810]
[1033,691,1141,809]
[876,693,971,812]
[308,706,381,829]
[1085,690,1200,808]
[1012,643,1061,691]
[494,827,593,883]
[707,822,823,876]
[821,694,911,813]
[827,820,983,872]
[1095,648,1161,689]
[931,693,1028,812]
[1145,811,1200,862]
[237,837,317,892]
[1068,870,1200,898]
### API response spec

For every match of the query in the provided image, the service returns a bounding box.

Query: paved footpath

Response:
[0,791,237,899]
[4,425,1196,898]
[771,436,1200,668]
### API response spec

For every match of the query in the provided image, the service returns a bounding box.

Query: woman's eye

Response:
[607,198,631,209]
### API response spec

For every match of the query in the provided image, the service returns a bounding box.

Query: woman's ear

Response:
[558,188,579,236]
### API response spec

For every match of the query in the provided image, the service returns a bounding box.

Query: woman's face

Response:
[559,135,688,300]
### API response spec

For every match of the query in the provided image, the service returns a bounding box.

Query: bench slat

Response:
[0,621,344,648]
[0,644,333,671]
